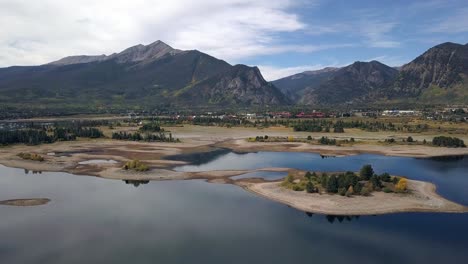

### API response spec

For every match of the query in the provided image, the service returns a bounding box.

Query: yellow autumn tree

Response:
[288,136,294,142]
[395,178,408,192]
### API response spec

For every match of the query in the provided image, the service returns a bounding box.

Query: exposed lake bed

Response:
[0,126,468,263]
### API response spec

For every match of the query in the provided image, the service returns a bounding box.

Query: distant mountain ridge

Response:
[274,42,468,106]
[48,40,181,65]
[0,40,287,110]
[0,41,466,113]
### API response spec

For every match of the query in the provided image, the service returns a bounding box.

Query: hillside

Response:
[272,67,339,102]
[391,42,468,104]
[304,61,398,105]
[274,42,468,106]
[0,41,287,112]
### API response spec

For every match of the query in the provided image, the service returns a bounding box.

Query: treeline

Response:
[292,120,345,133]
[52,127,103,140]
[0,129,53,145]
[432,136,466,148]
[111,131,177,142]
[0,126,104,146]
[139,122,164,132]
[290,119,428,133]
[192,117,243,127]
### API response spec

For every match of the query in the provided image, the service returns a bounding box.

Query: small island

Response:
[240,165,468,215]
[0,198,50,207]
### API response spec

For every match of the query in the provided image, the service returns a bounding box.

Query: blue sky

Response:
[1,0,467,80]
[246,0,468,79]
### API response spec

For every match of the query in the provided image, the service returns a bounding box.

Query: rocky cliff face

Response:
[273,42,468,106]
[391,42,468,97]
[183,65,289,106]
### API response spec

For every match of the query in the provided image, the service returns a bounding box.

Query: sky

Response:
[0,0,467,80]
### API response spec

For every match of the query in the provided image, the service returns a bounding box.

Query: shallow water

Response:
[230,171,287,180]
[78,159,118,165]
[1,152,468,263]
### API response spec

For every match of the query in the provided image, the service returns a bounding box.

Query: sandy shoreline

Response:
[0,125,467,214]
[241,179,468,215]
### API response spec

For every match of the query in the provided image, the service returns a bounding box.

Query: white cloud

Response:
[429,7,468,33]
[0,0,319,67]
[258,64,335,81]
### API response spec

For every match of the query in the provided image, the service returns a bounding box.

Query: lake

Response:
[1,152,467,263]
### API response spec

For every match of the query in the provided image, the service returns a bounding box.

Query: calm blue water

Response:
[230,171,288,180]
[0,152,467,264]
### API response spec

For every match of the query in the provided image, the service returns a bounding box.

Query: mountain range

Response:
[273,42,468,106]
[0,41,467,113]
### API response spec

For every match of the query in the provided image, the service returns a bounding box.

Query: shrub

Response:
[432,136,466,148]
[326,175,338,193]
[353,182,362,194]
[305,171,313,181]
[292,185,304,191]
[338,187,346,196]
[17,152,44,162]
[407,136,414,143]
[360,187,371,196]
[359,164,374,180]
[379,173,391,182]
[395,178,408,192]
[124,160,149,172]
[370,175,382,189]
[285,173,294,183]
[306,181,316,193]
[382,187,393,193]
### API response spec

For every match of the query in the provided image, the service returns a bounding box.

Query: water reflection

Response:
[325,214,361,223]
[165,148,231,165]
[421,155,465,162]
[304,212,361,223]
[122,180,149,187]
[1,165,468,263]
[24,169,42,174]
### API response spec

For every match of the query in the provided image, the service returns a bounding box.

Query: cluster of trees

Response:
[123,160,149,172]
[0,129,53,145]
[0,126,104,146]
[290,119,429,133]
[318,136,337,145]
[52,127,103,141]
[281,164,406,197]
[292,120,337,132]
[139,122,164,132]
[249,135,269,142]
[432,136,466,148]
[111,131,176,142]
[192,117,243,127]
